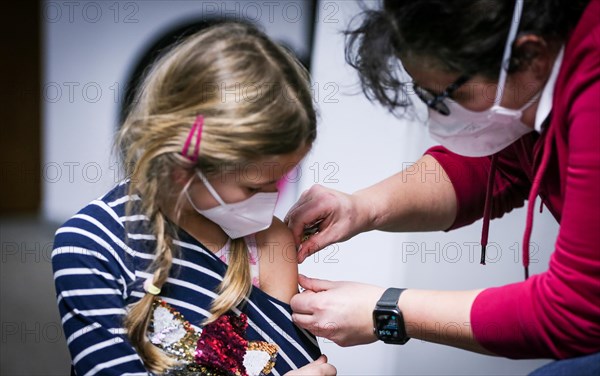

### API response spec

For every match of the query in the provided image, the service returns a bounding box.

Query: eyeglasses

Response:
[413,75,470,116]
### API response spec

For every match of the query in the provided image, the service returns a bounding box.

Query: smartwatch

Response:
[373,288,410,344]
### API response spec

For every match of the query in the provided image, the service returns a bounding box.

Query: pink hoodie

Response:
[426,0,600,359]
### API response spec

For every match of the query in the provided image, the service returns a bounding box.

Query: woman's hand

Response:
[292,277,489,354]
[284,184,374,263]
[290,275,385,347]
[285,355,337,375]
[285,156,458,263]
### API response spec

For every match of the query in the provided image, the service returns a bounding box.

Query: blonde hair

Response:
[115,22,316,373]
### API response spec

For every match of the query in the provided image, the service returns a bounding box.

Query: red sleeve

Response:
[470,57,600,358]
[425,140,532,230]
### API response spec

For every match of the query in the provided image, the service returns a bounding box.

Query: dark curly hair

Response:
[345,0,590,114]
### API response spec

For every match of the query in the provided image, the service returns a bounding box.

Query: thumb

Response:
[314,354,328,365]
[298,274,335,293]
[298,233,332,264]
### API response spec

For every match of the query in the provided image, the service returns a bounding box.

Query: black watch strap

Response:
[378,288,405,308]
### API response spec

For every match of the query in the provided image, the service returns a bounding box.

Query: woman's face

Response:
[403,58,543,114]
[186,145,309,211]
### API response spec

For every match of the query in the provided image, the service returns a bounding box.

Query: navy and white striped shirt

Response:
[52,181,321,376]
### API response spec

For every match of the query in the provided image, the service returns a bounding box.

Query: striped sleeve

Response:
[52,200,150,376]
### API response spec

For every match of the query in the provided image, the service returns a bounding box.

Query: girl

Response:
[52,22,335,376]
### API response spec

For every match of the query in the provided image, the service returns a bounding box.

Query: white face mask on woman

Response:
[186,170,279,239]
[426,0,538,157]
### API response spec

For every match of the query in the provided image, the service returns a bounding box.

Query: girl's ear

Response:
[171,166,192,188]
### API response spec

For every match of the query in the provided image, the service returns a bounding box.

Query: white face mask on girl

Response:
[186,170,279,239]
[426,0,538,157]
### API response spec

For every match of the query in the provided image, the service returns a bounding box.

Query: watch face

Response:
[373,309,403,341]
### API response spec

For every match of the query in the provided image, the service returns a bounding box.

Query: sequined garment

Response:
[148,298,278,375]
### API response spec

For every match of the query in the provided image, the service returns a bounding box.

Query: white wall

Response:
[296,1,555,374]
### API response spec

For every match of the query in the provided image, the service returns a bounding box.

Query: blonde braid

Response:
[204,237,252,324]
[124,179,178,373]
[121,149,180,372]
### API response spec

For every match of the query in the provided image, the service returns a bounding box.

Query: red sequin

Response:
[195,313,249,376]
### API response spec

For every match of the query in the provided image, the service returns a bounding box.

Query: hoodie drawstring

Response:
[522,124,554,280]
[480,154,498,265]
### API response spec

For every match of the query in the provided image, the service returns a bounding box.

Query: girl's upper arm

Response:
[255,217,299,304]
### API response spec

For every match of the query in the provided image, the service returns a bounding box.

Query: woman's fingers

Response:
[291,278,384,346]
[290,276,336,315]
[286,187,329,245]
[298,274,335,292]
[286,184,362,263]
[292,313,338,340]
[285,355,337,375]
[290,312,314,329]
[297,230,332,263]
[290,289,316,314]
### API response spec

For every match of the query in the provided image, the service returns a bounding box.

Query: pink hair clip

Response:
[181,115,204,162]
